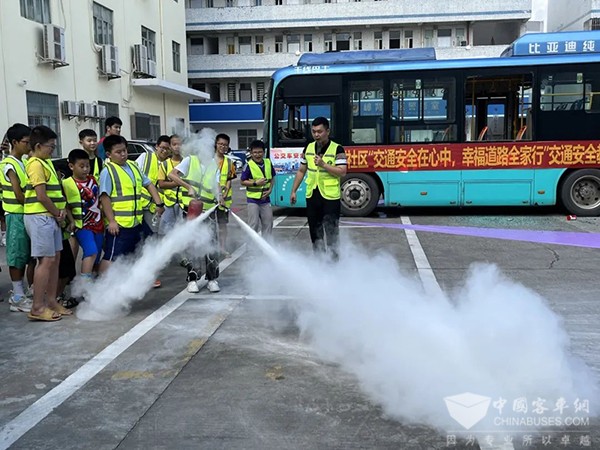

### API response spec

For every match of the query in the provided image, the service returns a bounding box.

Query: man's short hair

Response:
[6,123,31,145]
[249,140,265,151]
[169,134,181,143]
[68,149,90,164]
[104,116,122,131]
[103,135,127,153]
[215,133,230,144]
[79,129,98,140]
[312,117,329,129]
[30,125,58,149]
[156,135,170,147]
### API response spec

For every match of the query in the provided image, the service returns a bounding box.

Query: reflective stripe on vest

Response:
[105,160,144,227]
[199,157,232,209]
[140,152,159,212]
[305,140,341,200]
[246,158,272,200]
[1,156,28,213]
[160,159,177,207]
[24,157,67,214]
[91,156,101,179]
[62,177,83,229]
[177,155,203,209]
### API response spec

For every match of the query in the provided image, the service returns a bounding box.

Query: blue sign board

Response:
[506,31,600,57]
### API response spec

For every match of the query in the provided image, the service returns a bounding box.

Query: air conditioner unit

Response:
[80,102,94,118]
[43,24,66,63]
[94,104,107,119]
[62,100,79,117]
[99,45,120,77]
[147,59,157,78]
[132,44,149,75]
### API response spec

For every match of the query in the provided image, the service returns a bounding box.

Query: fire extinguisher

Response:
[187,199,204,220]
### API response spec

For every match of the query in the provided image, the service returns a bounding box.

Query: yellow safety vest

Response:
[62,177,84,229]
[24,157,66,214]
[90,156,101,179]
[0,156,28,213]
[305,140,341,200]
[199,157,232,210]
[246,158,273,200]
[177,155,204,209]
[140,152,160,213]
[160,158,178,207]
[104,160,144,228]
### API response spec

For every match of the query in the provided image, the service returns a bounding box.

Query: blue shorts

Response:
[75,229,104,265]
[102,225,143,262]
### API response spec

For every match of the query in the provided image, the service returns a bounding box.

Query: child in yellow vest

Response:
[24,126,72,321]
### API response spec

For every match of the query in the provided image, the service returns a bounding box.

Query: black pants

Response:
[306,189,340,260]
[184,208,220,282]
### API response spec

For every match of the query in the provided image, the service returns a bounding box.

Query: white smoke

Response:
[242,240,598,431]
[74,216,214,321]
[181,127,216,163]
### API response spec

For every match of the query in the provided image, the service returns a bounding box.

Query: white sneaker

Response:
[25,286,34,298]
[207,280,220,293]
[187,281,200,293]
[9,294,32,313]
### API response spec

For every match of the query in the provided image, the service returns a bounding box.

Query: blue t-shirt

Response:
[241,159,276,205]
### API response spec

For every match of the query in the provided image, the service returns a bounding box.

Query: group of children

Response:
[1,120,276,321]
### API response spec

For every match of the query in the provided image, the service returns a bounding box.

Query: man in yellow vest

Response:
[240,140,275,238]
[2,123,33,313]
[157,134,183,236]
[169,133,235,293]
[135,135,171,288]
[24,126,71,321]
[99,135,164,273]
[290,117,347,260]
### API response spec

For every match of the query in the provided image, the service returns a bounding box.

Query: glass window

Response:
[257,82,265,102]
[304,34,313,52]
[239,36,251,54]
[353,32,362,50]
[389,31,401,49]
[276,101,335,146]
[26,91,60,155]
[350,80,383,144]
[93,2,113,45]
[190,37,204,55]
[20,0,50,23]
[238,129,257,150]
[239,83,252,101]
[404,30,414,48]
[336,33,350,51]
[141,26,156,62]
[255,36,264,54]
[390,77,456,143]
[287,34,300,53]
[437,28,452,47]
[227,83,236,101]
[275,36,283,53]
[324,34,333,52]
[172,41,181,72]
[226,37,235,54]
[540,71,599,112]
[374,31,383,50]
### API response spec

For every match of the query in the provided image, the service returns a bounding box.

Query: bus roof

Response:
[272,31,600,84]
[297,48,436,66]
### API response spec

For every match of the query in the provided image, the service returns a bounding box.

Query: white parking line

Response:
[0,246,247,450]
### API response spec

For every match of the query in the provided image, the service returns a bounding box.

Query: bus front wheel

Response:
[560,169,600,216]
[341,174,380,217]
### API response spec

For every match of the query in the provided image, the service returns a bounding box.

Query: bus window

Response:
[465,73,532,141]
[275,101,335,146]
[540,71,600,112]
[350,80,384,144]
[390,76,456,143]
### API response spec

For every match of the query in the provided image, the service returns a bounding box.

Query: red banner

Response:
[345,141,600,171]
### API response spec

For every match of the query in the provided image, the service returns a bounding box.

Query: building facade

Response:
[0,0,207,157]
[186,0,533,149]
[547,0,600,31]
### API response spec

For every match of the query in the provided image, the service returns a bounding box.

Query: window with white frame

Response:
[336,33,350,51]
[142,26,157,61]
[353,32,362,50]
[255,36,264,54]
[93,2,113,45]
[404,30,414,48]
[437,28,452,47]
[389,30,401,49]
[172,41,181,72]
[275,36,283,53]
[324,33,333,52]
[226,37,235,54]
[304,34,313,52]
[374,31,383,50]
[239,36,251,54]
[287,34,300,53]
[238,129,257,150]
[239,83,252,101]
[20,0,50,23]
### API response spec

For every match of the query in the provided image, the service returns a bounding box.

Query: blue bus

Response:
[264,31,600,216]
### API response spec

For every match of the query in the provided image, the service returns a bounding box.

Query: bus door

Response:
[463,73,535,206]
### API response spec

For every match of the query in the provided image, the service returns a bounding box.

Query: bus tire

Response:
[341,173,380,217]
[560,169,600,216]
